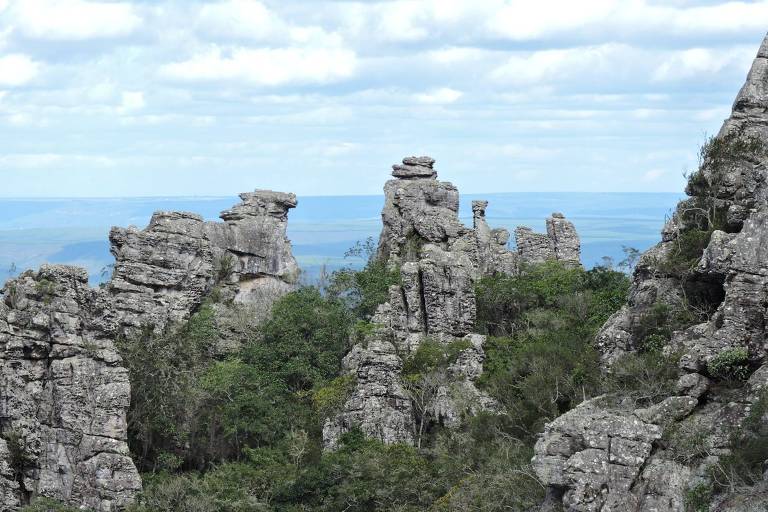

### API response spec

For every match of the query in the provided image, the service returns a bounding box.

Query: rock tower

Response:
[323,157,582,448]
[0,190,299,511]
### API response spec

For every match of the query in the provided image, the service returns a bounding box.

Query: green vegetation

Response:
[706,347,750,382]
[665,129,768,276]
[476,261,631,438]
[3,240,629,512]
[685,483,713,512]
[327,237,401,320]
[34,278,56,304]
[21,498,80,512]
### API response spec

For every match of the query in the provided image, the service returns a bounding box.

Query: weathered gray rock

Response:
[532,397,663,511]
[473,200,518,276]
[0,190,300,510]
[539,33,768,511]
[547,213,582,266]
[322,334,415,450]
[392,155,437,179]
[108,190,299,335]
[327,158,527,449]
[0,266,141,511]
[515,213,582,268]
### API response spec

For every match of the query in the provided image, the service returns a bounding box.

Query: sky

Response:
[0,0,767,197]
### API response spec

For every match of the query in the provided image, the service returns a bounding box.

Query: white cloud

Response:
[652,47,752,82]
[9,0,141,40]
[427,47,489,65]
[197,0,282,40]
[414,87,463,104]
[486,0,768,42]
[161,46,357,86]
[197,0,342,47]
[0,153,115,168]
[490,44,634,86]
[642,168,666,182]
[488,0,614,41]
[0,54,39,86]
[120,91,145,111]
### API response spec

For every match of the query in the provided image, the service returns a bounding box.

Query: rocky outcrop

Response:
[324,157,582,449]
[514,213,582,267]
[535,33,768,511]
[108,190,299,334]
[0,190,299,510]
[0,266,141,511]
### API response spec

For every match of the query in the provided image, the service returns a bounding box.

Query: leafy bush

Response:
[312,374,356,420]
[118,305,218,470]
[327,237,401,320]
[707,347,750,382]
[685,483,713,512]
[604,350,679,405]
[475,262,631,439]
[475,261,629,337]
[120,287,353,471]
[284,430,444,511]
[21,498,80,512]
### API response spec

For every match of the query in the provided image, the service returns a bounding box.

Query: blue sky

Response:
[0,0,767,197]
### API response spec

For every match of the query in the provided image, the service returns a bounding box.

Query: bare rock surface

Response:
[109,190,299,335]
[0,266,141,511]
[0,190,299,510]
[536,33,768,512]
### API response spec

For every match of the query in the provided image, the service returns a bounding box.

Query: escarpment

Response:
[323,156,582,449]
[533,34,768,511]
[0,190,299,511]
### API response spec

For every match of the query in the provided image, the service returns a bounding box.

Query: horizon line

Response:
[0,191,686,201]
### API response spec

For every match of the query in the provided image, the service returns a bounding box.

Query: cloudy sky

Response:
[0,0,767,197]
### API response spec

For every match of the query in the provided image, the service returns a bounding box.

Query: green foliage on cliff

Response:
[476,262,629,337]
[327,236,401,320]
[115,258,628,511]
[475,262,630,438]
[120,288,354,472]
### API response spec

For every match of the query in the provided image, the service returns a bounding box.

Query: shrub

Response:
[283,430,444,511]
[21,498,80,512]
[709,390,768,492]
[476,261,628,337]
[312,374,356,420]
[604,351,679,405]
[118,305,218,470]
[328,237,401,320]
[707,347,750,382]
[685,483,713,512]
[476,263,628,438]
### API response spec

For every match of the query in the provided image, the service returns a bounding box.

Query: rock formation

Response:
[0,190,299,510]
[324,157,582,449]
[533,33,768,511]
[0,266,141,511]
[108,190,299,334]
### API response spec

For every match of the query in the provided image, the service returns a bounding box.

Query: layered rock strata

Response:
[534,33,768,511]
[324,157,582,448]
[0,190,299,510]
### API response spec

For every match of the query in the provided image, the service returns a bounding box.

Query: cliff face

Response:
[108,190,299,335]
[533,34,768,512]
[323,157,582,449]
[0,190,299,511]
